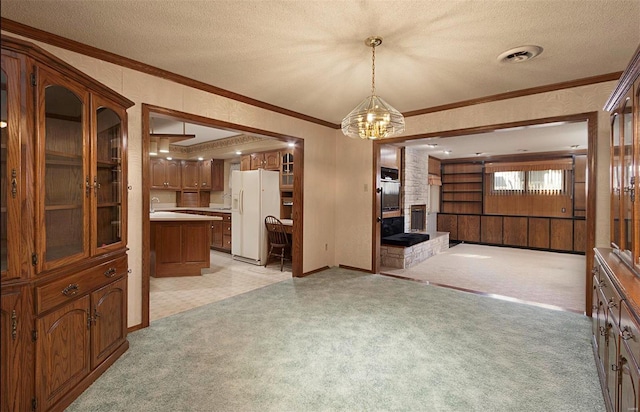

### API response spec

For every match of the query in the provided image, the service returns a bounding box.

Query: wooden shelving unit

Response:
[441,163,483,214]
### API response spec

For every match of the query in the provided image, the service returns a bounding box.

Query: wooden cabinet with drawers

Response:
[1,35,132,411]
[593,249,640,412]
[210,212,232,252]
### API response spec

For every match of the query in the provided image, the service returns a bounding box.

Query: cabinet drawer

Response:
[36,256,127,314]
[599,271,622,324]
[620,301,640,361]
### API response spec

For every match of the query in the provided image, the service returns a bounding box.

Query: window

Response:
[490,169,567,194]
[493,171,524,191]
[527,170,564,194]
[486,158,572,196]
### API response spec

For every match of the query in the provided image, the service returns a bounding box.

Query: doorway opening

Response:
[372,113,597,314]
[141,104,304,327]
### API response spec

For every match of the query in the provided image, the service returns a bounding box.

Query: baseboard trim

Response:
[128,323,145,333]
[300,266,330,277]
[338,264,373,273]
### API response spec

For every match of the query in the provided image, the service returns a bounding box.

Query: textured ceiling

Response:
[2,0,639,126]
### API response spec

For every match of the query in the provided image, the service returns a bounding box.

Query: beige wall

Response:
[5,32,338,327]
[335,83,615,270]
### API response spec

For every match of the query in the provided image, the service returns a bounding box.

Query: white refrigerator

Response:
[231,169,281,265]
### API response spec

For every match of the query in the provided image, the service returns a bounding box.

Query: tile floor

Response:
[150,250,292,321]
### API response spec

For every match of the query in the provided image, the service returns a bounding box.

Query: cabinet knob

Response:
[104,267,117,278]
[621,325,635,341]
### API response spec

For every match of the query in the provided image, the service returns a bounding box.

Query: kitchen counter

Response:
[150,211,223,221]
[153,206,232,214]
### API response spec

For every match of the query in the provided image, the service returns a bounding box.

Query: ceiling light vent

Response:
[497,45,543,63]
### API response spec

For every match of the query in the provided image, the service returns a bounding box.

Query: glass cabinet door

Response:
[281,150,293,188]
[622,92,638,266]
[37,68,90,271]
[612,112,622,250]
[0,53,22,281]
[92,97,126,254]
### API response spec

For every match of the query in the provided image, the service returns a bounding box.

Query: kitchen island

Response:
[150,212,222,277]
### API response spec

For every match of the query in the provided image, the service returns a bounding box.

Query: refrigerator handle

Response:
[239,189,244,214]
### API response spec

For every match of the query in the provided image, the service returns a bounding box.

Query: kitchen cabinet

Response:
[242,150,280,171]
[211,159,224,191]
[280,149,294,189]
[151,217,217,276]
[151,158,181,189]
[209,212,232,252]
[1,35,133,411]
[181,159,214,190]
[181,160,200,190]
[200,159,212,189]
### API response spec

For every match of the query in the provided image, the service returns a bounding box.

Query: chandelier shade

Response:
[341,95,405,140]
[341,36,405,140]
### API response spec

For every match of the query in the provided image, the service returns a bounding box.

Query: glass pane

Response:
[527,170,564,194]
[44,85,84,261]
[1,69,8,272]
[96,107,122,248]
[623,100,634,253]
[612,114,621,248]
[493,171,524,191]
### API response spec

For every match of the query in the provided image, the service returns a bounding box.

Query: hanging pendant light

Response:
[342,36,405,140]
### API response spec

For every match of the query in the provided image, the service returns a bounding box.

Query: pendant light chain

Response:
[371,43,376,96]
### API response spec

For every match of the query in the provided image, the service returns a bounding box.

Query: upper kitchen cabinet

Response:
[181,160,200,190]
[280,149,294,189]
[211,159,224,191]
[199,159,212,189]
[150,158,181,189]
[380,145,400,170]
[607,52,639,269]
[242,150,280,171]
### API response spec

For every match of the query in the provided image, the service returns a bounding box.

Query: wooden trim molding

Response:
[604,44,640,111]
[1,18,337,129]
[404,72,622,118]
[338,264,373,273]
[301,266,331,277]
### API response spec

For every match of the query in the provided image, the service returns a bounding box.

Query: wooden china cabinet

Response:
[593,45,640,412]
[1,35,133,411]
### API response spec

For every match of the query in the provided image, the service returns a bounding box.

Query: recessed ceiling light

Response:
[197,157,204,161]
[570,145,580,149]
[236,151,242,155]
[288,142,295,147]
[444,150,452,154]
[475,152,483,156]
[497,45,543,63]
[166,157,173,160]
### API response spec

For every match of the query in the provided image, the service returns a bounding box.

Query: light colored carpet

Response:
[381,243,585,313]
[67,268,603,412]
